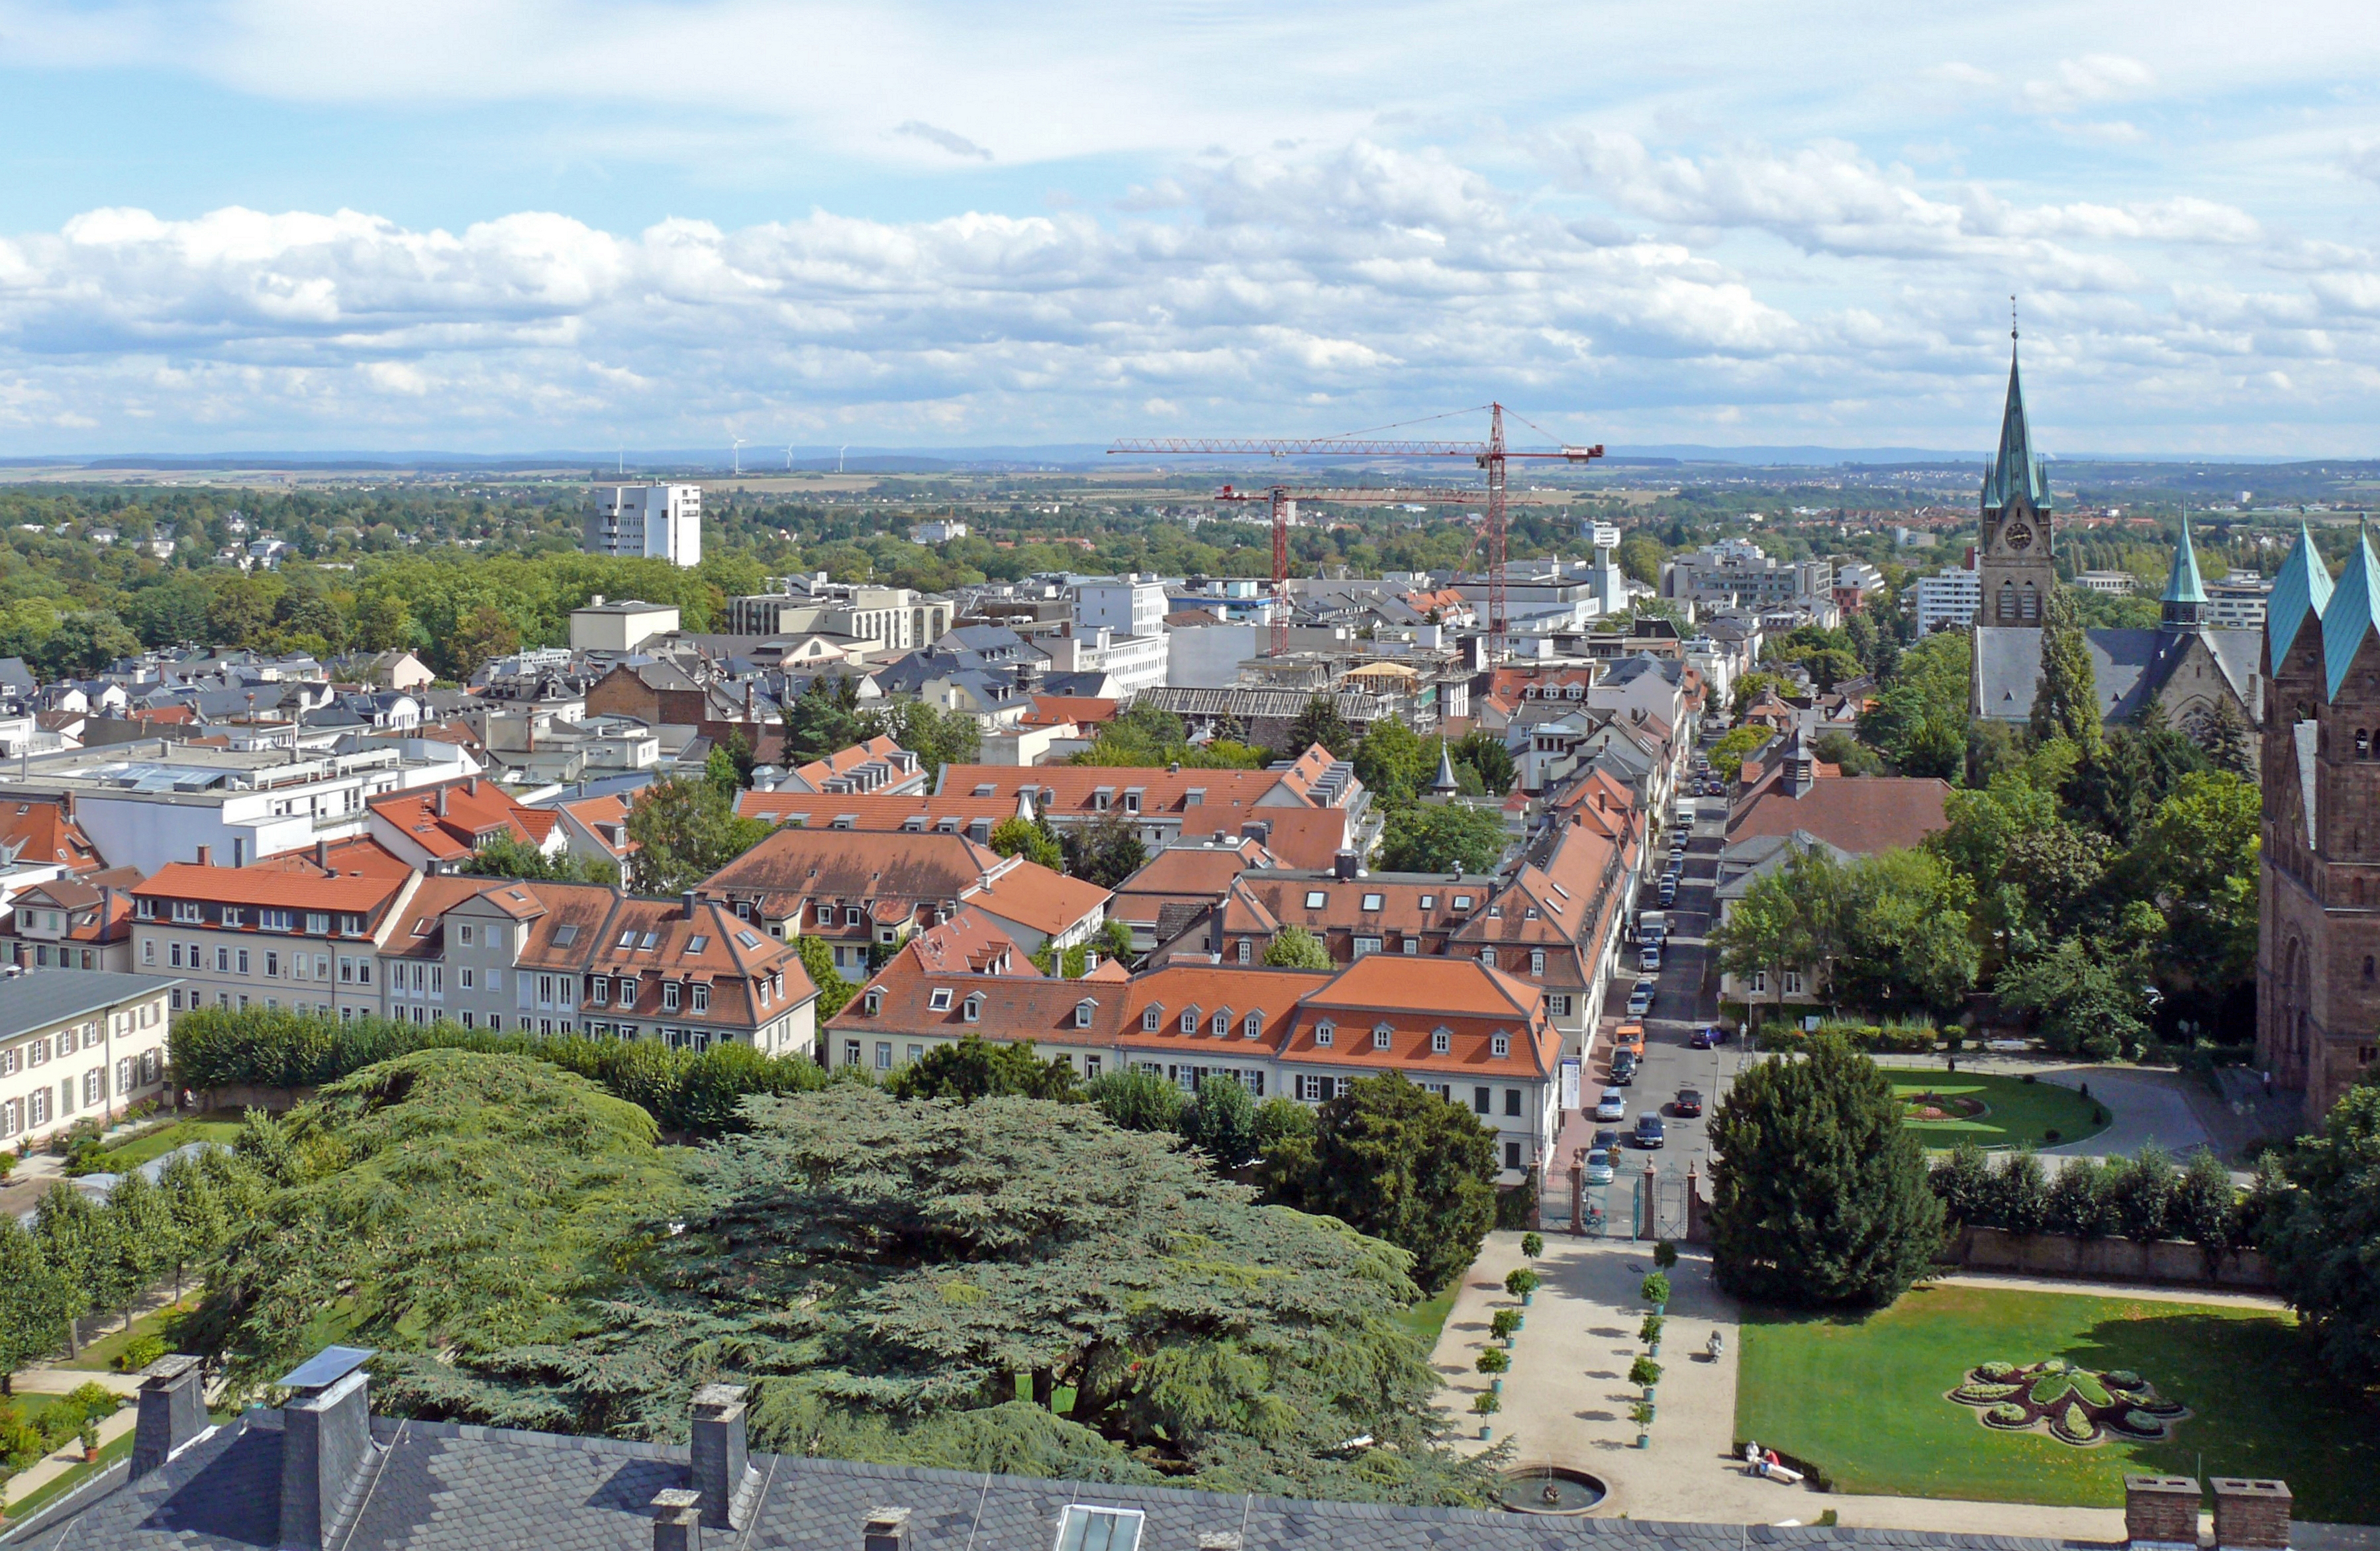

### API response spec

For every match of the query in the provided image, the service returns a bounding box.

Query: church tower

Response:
[2159,515,2208,632]
[1974,331,2056,628]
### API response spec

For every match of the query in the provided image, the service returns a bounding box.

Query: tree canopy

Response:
[624,776,773,895]
[2263,1079,2380,1387]
[1263,1074,1498,1294]
[1261,925,1334,970]
[1705,1037,1944,1308]
[1376,803,1507,876]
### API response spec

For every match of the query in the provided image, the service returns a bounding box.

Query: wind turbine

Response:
[838,444,848,474]
[731,436,748,477]
[783,442,795,472]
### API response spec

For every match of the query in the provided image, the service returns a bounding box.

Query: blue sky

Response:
[3,0,2379,456]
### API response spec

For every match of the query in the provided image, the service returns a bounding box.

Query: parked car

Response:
[1634,1113,1667,1148]
[1687,1025,1716,1050]
[1638,946,1661,973]
[1611,1052,1638,1086]
[1657,882,1677,907]
[1595,1088,1628,1123]
[1585,1146,1615,1185]
[1626,990,1654,1017]
[1673,1087,1705,1117]
[1592,1127,1621,1153]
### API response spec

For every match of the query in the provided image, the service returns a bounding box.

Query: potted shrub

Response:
[1505,1267,1541,1307]
[1628,1399,1654,1447]
[1640,1271,1670,1313]
[1638,1313,1664,1353]
[1629,1355,1663,1397]
[1653,1240,1678,1271]
[1471,1390,1499,1438]
[1520,1231,1544,1258]
[78,1420,99,1463]
[1490,1308,1521,1345]
[1475,1347,1509,1387]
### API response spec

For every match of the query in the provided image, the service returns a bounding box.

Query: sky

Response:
[4,0,2380,457]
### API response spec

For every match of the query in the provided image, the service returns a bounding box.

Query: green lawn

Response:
[87,1114,244,1172]
[1738,1283,2380,1523]
[60,1295,201,1373]
[1892,1075,2108,1150]
[1394,1289,1458,1354]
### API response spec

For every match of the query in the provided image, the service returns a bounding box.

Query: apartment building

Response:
[365,777,566,874]
[830,950,1561,1183]
[0,971,177,1146]
[724,577,954,648]
[1,866,140,971]
[377,879,817,1054]
[1910,562,1982,635]
[933,744,1368,862]
[585,485,703,567]
[130,860,417,1019]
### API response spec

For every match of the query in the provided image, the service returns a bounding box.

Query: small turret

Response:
[2159,515,2208,632]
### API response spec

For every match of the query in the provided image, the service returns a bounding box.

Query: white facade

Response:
[910,520,969,544]
[2074,570,2136,595]
[1044,627,1169,696]
[2208,572,2271,631]
[568,598,682,653]
[587,485,703,568]
[0,974,175,1148]
[1911,563,1982,634]
[1072,575,1168,638]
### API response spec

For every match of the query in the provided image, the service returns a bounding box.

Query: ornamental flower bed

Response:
[1905,1092,1988,1122]
[1946,1359,2189,1446]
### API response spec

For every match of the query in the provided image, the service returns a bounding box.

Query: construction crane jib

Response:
[1108,403,1603,662]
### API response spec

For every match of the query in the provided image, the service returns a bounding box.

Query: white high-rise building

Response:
[1910,561,1981,634]
[587,485,703,568]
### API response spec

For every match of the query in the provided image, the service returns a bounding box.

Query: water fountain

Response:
[1495,1464,1607,1515]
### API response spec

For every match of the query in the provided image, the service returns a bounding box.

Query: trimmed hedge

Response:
[1756,1020,1941,1056]
[168,1007,827,1134]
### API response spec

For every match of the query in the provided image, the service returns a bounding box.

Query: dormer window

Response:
[963,994,982,1023]
[1180,1007,1199,1034]
[864,988,883,1015]
[691,985,709,1013]
[1371,1025,1392,1050]
[1213,1009,1231,1036]
[1530,950,1546,976]
[1432,1026,1452,1054]
[1480,948,1496,968]
[1315,1020,1334,1048]
[1075,999,1096,1028]
[1491,1032,1511,1058]
[1142,1004,1162,1031]
[1244,1010,1263,1039]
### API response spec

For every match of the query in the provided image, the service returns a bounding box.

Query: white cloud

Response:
[2022,54,2157,115]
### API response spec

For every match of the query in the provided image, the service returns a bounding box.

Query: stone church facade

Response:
[2257,525,2380,1126]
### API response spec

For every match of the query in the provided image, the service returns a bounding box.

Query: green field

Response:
[1738,1283,2380,1521]
[1892,1075,2108,1150]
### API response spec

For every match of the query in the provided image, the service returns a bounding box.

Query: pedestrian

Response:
[1946,1054,1957,1074]
[1743,1440,1761,1476]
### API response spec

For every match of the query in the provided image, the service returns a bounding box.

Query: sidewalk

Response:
[0,1384,139,1510]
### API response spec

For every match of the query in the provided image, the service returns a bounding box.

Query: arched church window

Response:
[1996,584,2014,621]
[2020,583,2039,621]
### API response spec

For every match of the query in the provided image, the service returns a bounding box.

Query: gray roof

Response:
[0,970,181,1043]
[1971,626,2043,723]
[1967,623,2257,726]
[0,1407,2107,1551]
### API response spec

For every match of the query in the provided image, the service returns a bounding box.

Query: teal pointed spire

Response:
[2319,523,2380,703]
[1981,333,2052,513]
[2267,520,2334,670]
[2159,515,2208,630]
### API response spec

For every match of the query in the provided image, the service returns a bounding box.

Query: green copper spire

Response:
[1981,331,2051,513]
[2159,513,2208,631]
[2267,520,2333,669]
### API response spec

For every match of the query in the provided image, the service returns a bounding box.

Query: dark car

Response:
[1687,1026,1714,1050]
[1611,1053,1638,1086]
[1634,1113,1666,1148]
[1592,1127,1621,1153]
[1673,1087,1705,1117]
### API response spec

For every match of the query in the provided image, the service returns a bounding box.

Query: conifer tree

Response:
[2030,588,2102,750]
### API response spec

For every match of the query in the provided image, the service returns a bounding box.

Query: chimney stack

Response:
[130,1354,207,1477]
[689,1383,756,1528]
[651,1488,704,1551]
[275,1346,377,1550]
[466,776,479,797]
[682,889,699,920]
[316,838,331,871]
[435,787,449,819]
[864,1507,911,1551]
[196,844,213,868]
[2124,1475,2201,1551]
[2211,1477,2291,1550]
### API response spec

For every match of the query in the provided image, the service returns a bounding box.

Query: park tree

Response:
[885,1036,1079,1103]
[1179,1074,1260,1167]
[1995,937,2148,1060]
[408,1087,1501,1503]
[793,936,856,1020]
[462,832,619,885]
[2263,1080,2380,1385]
[988,815,1063,872]
[443,603,523,679]
[30,1183,106,1358]
[1711,844,1847,1022]
[1833,848,1979,1017]
[1282,696,1357,762]
[1376,803,1507,876]
[157,1151,236,1301]
[1705,1037,1944,1309]
[623,776,773,895]
[0,1219,74,1387]
[36,611,140,679]
[1708,725,1770,782]
[99,1170,178,1332]
[781,677,865,767]
[1450,729,1516,796]
[349,592,415,653]
[1261,925,1334,970]
[190,1048,689,1397]
[1352,721,1435,808]
[1269,1074,1498,1294]
[1085,1068,1187,1132]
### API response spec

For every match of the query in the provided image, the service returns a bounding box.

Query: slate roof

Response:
[0,970,179,1043]
[0,1409,2109,1551]
[1982,335,2050,513]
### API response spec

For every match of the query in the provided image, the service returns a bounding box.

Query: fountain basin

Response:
[1496,1466,1608,1515]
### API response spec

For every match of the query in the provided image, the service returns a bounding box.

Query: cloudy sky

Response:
[4,0,2380,456]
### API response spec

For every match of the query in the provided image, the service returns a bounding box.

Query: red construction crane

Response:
[1109,403,1603,662]
[1210,485,1487,656]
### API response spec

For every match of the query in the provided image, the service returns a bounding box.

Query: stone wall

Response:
[1942,1225,2276,1289]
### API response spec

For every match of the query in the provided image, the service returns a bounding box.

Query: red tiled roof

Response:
[1111,964,1322,1052]
[909,913,1038,977]
[733,790,1018,831]
[791,734,910,788]
[133,862,407,914]
[1728,774,1951,856]
[961,860,1109,938]
[0,799,103,875]
[370,778,558,862]
[1022,695,1120,728]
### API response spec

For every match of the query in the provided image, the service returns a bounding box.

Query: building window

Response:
[1473,1086,1491,1114]
[1479,948,1495,968]
[1547,993,1572,1017]
[265,951,279,977]
[142,939,156,965]
[458,924,475,946]
[1236,938,1252,964]
[1180,1009,1198,1034]
[1432,1027,1451,1054]
[1314,1021,1333,1048]
[1354,936,1381,957]
[1505,1141,1522,1170]
[663,983,681,1011]
[1213,1009,1231,1036]
[844,907,863,927]
[236,950,249,975]
[1491,1033,1511,1058]
[928,988,953,1011]
[1530,950,1546,976]
[963,996,982,1023]
[1304,891,1326,909]
[875,1041,892,1070]
[1143,1006,1162,1030]
[1783,970,1804,995]
[1750,970,1767,993]
[1075,1000,1095,1028]
[1505,1089,1521,1117]
[1244,1011,1262,1039]
[692,985,709,1013]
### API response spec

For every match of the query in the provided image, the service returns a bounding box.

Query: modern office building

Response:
[586,485,703,568]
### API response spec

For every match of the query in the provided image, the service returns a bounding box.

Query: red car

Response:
[1673,1087,1705,1117]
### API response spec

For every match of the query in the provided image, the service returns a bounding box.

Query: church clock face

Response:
[2004,521,2034,552]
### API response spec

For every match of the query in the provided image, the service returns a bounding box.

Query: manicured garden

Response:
[1892,1074,2107,1150]
[1738,1283,2380,1522]
[84,1115,244,1174]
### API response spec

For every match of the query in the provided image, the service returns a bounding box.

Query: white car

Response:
[1626,991,1654,1017]
[1594,1088,1628,1123]
[1638,946,1662,973]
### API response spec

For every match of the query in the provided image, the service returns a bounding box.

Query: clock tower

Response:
[1975,330,2055,628]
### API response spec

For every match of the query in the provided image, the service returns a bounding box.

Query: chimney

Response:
[130,1354,207,1477]
[652,1488,704,1551]
[864,1507,912,1551]
[315,838,330,871]
[592,594,607,608]
[1332,850,1358,880]
[2211,1478,2291,1550]
[56,790,72,820]
[689,1383,757,1528]
[275,1346,377,1550]
[101,883,119,934]
[466,776,479,797]
[196,844,213,868]
[2124,1475,2201,1550]
[682,889,699,919]
[435,787,449,819]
